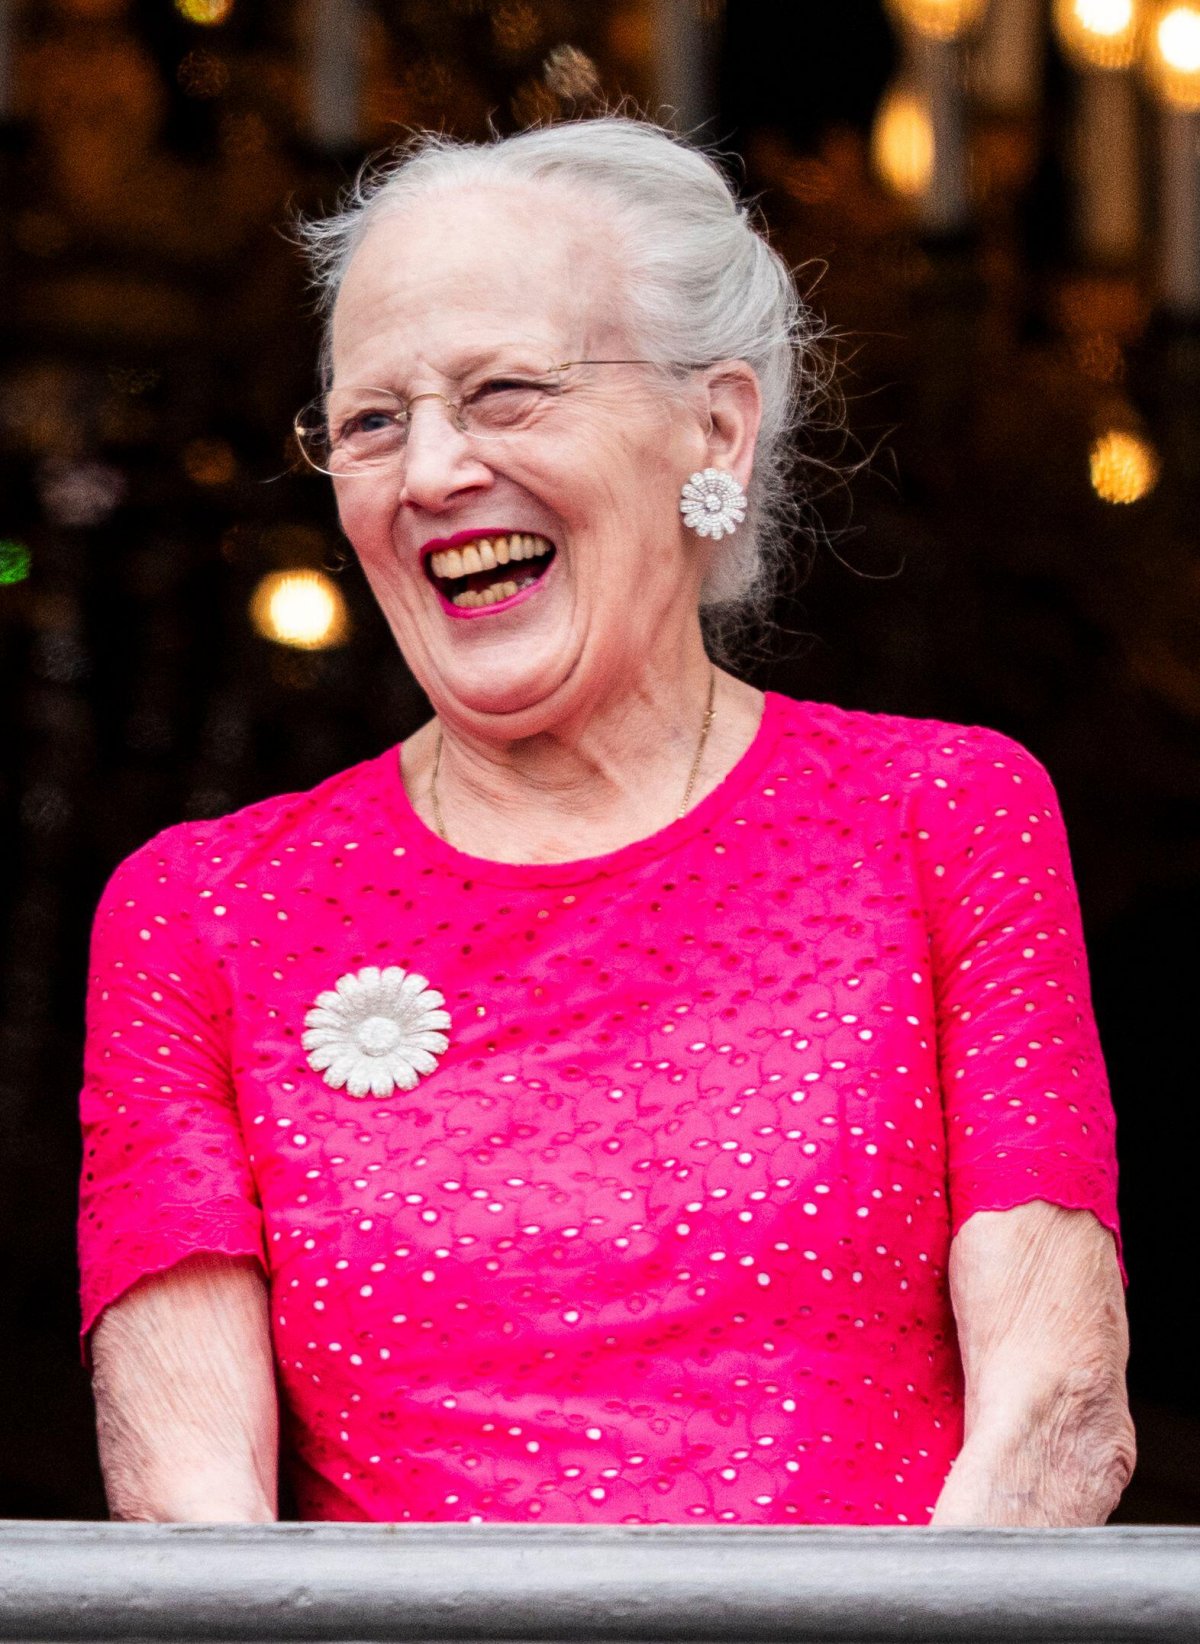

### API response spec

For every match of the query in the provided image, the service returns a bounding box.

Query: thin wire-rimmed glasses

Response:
[293,359,691,477]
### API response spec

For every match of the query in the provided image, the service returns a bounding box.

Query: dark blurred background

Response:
[2,0,1199,1521]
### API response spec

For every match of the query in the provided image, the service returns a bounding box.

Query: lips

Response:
[423,531,557,612]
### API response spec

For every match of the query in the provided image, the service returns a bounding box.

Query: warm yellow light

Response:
[1054,0,1142,66]
[885,0,989,42]
[1079,0,1136,31]
[250,570,349,650]
[174,0,234,22]
[1159,2,1200,64]
[1088,429,1160,502]
[871,86,935,199]
[1148,3,1200,101]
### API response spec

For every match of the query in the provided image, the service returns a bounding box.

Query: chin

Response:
[419,632,587,734]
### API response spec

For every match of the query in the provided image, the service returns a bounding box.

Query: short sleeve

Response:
[78,833,265,1356]
[915,727,1121,1265]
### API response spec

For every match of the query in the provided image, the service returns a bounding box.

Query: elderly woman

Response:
[79,117,1133,1527]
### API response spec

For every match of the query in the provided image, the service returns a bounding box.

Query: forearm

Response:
[931,1360,1134,1525]
[91,1252,279,1522]
[930,1202,1135,1527]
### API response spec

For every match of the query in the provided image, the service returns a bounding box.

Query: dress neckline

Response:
[379,690,788,887]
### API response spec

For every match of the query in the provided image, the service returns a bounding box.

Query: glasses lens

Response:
[294,372,571,473]
[460,369,565,437]
[294,401,333,472]
[297,391,407,475]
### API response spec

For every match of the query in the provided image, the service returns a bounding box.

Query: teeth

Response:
[430,534,553,580]
[452,579,520,610]
[433,534,553,609]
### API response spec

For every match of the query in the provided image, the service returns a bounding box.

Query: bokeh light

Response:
[177,48,230,98]
[1071,331,1126,383]
[1147,2,1200,105]
[183,437,237,487]
[871,85,935,199]
[1054,0,1143,68]
[0,540,32,585]
[542,44,601,101]
[511,77,559,126]
[491,1,541,54]
[174,0,234,22]
[885,0,989,42]
[250,570,349,650]
[1089,429,1161,502]
[37,459,126,528]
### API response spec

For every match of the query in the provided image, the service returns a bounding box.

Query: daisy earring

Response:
[680,467,747,542]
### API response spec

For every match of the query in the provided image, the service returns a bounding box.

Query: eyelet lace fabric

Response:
[78,693,1119,1525]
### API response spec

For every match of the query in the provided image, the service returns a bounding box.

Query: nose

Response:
[398,395,492,512]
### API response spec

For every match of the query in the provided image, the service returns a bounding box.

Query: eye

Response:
[465,373,561,429]
[338,407,401,442]
[475,373,556,394]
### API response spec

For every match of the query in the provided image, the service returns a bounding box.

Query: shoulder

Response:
[95,747,399,916]
[768,693,1056,806]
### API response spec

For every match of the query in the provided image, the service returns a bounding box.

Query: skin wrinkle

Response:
[91,1253,278,1522]
[929,1201,1134,1525]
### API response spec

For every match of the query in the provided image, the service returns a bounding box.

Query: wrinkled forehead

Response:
[329,180,630,386]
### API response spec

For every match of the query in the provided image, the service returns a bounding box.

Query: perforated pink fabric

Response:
[78,693,1119,1524]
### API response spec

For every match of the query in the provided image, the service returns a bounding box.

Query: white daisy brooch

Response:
[679,467,747,540]
[302,965,451,1098]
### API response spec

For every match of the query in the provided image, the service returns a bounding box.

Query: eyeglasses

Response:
[293,358,684,477]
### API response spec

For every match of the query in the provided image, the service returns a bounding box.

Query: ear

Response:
[700,362,763,491]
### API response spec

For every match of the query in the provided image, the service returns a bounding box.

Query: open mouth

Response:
[424,533,557,611]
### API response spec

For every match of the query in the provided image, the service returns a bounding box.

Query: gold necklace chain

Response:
[429,667,717,845]
[429,729,449,841]
[677,664,717,819]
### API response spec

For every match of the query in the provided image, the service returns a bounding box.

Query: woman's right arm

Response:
[91,1251,278,1522]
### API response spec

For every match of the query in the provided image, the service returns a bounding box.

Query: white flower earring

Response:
[679,467,747,541]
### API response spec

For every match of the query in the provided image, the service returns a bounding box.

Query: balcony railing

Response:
[2,1523,1199,1642]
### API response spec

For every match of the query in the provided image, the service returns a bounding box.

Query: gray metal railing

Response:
[2,1522,1199,1643]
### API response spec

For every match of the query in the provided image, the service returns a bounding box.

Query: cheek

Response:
[564,430,685,548]
[333,487,424,615]
[333,482,378,550]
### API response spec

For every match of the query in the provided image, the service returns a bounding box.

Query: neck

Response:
[404,649,764,864]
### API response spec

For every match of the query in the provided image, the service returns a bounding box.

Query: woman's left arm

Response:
[930,1199,1135,1525]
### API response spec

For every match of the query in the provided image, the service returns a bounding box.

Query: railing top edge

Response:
[4,1519,1200,1538]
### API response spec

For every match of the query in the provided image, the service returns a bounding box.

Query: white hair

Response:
[295,116,832,643]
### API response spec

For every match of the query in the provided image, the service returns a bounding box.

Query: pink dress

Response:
[78,693,1119,1524]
